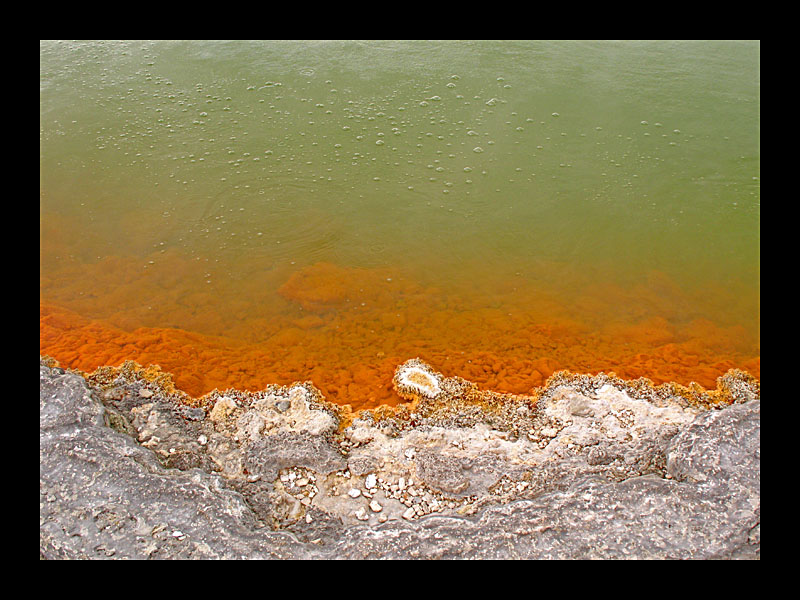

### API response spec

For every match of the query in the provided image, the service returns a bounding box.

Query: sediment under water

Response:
[39,41,760,411]
[40,252,759,411]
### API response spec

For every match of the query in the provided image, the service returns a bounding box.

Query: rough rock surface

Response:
[40,358,760,559]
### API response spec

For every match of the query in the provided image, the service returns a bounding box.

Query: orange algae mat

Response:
[40,257,760,412]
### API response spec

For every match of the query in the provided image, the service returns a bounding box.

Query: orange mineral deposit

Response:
[40,253,759,412]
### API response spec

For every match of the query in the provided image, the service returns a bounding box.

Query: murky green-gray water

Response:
[40,40,760,405]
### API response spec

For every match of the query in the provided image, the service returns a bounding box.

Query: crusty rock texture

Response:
[39,357,760,559]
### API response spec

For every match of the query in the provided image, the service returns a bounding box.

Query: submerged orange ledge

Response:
[39,261,759,411]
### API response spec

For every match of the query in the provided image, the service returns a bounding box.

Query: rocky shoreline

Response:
[39,357,760,559]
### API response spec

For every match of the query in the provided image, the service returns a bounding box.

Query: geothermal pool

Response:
[40,40,760,410]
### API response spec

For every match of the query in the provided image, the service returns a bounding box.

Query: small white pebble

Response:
[369,500,383,512]
[348,488,361,498]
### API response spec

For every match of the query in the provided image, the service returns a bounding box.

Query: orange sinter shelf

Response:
[40,255,760,412]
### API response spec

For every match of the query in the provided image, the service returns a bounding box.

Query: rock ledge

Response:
[40,358,760,559]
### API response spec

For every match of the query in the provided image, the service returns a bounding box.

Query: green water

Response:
[40,40,760,333]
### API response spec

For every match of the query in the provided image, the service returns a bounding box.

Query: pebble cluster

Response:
[277,467,320,524]
[328,467,477,522]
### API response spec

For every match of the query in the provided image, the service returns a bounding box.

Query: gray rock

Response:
[414,449,471,494]
[243,431,347,481]
[39,362,760,559]
[39,367,299,558]
[414,449,514,496]
[347,455,379,476]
